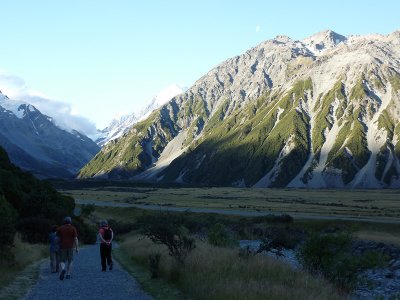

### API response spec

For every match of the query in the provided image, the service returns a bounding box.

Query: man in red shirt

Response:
[57,216,78,280]
[98,220,113,271]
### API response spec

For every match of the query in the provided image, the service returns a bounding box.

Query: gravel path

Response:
[23,244,152,300]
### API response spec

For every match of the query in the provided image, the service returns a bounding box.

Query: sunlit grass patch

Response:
[117,233,343,300]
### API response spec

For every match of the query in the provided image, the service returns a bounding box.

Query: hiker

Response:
[57,216,79,280]
[98,220,113,271]
[49,225,60,273]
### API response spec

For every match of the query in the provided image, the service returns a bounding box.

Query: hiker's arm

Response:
[98,231,106,243]
[110,231,114,243]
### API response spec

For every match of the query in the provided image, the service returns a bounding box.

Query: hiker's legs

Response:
[66,249,74,276]
[106,244,113,266]
[59,249,66,272]
[55,251,60,272]
[66,261,73,276]
[50,252,57,272]
[100,244,107,271]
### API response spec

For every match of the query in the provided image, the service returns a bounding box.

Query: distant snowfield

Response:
[0,94,27,119]
[94,84,184,146]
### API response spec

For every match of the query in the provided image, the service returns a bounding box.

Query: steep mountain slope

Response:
[0,92,100,178]
[79,30,400,188]
[93,84,184,147]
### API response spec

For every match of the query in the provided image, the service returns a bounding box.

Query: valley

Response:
[1,10,400,298]
[61,185,400,220]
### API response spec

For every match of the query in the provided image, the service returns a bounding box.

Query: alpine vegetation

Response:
[79,30,400,188]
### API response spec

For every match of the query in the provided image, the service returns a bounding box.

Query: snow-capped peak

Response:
[0,91,29,118]
[302,29,347,55]
[138,84,185,122]
[94,84,185,147]
[153,84,184,107]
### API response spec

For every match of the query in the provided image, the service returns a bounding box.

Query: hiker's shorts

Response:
[60,248,74,263]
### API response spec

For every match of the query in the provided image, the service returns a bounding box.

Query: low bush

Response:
[254,214,294,224]
[108,218,137,235]
[80,204,95,218]
[73,218,97,244]
[297,232,388,291]
[264,226,302,250]
[208,223,238,248]
[138,213,196,265]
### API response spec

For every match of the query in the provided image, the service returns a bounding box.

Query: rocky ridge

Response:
[0,92,99,178]
[79,29,400,188]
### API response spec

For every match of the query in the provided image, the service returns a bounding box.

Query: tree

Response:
[138,213,195,265]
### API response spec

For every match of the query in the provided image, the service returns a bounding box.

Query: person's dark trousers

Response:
[100,243,113,271]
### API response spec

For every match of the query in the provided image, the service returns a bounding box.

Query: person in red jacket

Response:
[98,220,113,271]
[57,216,78,280]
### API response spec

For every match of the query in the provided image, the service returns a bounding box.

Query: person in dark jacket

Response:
[98,220,113,271]
[49,225,60,273]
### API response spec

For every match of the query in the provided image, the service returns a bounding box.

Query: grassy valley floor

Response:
[62,186,400,220]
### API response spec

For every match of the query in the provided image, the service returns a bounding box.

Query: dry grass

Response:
[92,205,144,222]
[357,230,400,247]
[0,236,47,299]
[118,234,344,300]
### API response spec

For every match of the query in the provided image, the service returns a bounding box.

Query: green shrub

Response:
[255,214,294,224]
[208,223,238,248]
[108,218,137,235]
[80,204,95,217]
[262,227,301,250]
[16,217,53,243]
[0,195,17,248]
[72,218,97,244]
[297,232,358,290]
[0,195,17,266]
[138,213,195,265]
[297,232,388,292]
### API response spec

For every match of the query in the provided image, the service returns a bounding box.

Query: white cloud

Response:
[256,25,261,32]
[0,70,97,136]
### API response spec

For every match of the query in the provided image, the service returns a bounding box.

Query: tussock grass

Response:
[0,236,47,299]
[118,234,343,300]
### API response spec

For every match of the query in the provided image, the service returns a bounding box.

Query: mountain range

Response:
[79,29,400,188]
[0,92,99,178]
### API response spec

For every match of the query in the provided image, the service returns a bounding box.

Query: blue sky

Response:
[0,0,399,131]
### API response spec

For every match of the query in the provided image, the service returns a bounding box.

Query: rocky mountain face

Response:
[0,92,100,178]
[79,30,400,188]
[93,84,184,147]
